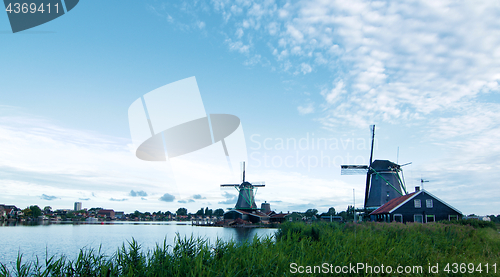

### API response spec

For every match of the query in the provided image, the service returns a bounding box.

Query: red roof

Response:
[229,209,269,217]
[370,192,416,215]
[270,213,289,218]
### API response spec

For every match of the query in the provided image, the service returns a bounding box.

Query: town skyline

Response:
[1,1,500,216]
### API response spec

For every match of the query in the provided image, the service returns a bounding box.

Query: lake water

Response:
[0,222,277,267]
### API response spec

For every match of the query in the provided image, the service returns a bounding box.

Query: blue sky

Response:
[1,0,499,215]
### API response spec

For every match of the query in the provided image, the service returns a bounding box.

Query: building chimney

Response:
[415,186,420,192]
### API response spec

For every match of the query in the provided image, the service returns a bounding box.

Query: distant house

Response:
[1,205,17,218]
[370,187,462,223]
[55,209,72,215]
[285,212,304,222]
[97,209,115,220]
[269,213,289,223]
[115,211,124,219]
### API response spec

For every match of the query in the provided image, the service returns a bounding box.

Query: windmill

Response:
[341,125,410,211]
[220,162,265,211]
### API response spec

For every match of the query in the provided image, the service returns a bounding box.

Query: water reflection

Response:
[0,222,277,266]
[232,227,273,242]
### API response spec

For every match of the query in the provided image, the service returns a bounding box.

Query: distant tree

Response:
[327,207,336,216]
[214,208,225,217]
[305,209,318,218]
[338,206,354,221]
[43,206,52,214]
[347,205,354,215]
[133,210,142,218]
[30,205,42,218]
[206,208,213,217]
[22,207,32,217]
[176,208,187,216]
[89,207,102,212]
[196,208,204,216]
[165,211,172,217]
[488,215,500,223]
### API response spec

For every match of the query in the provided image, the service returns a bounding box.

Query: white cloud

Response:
[225,39,251,53]
[235,28,243,38]
[300,63,312,74]
[184,0,500,127]
[297,103,314,115]
[322,80,346,104]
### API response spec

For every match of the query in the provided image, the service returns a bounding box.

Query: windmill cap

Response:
[371,160,401,170]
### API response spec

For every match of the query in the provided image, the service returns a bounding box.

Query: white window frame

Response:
[448,215,458,221]
[393,214,403,223]
[426,199,433,208]
[414,199,421,208]
[426,215,435,223]
[414,214,423,223]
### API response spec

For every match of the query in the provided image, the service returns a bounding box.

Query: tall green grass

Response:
[1,222,499,276]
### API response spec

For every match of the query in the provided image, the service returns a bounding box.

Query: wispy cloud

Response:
[129,190,148,197]
[110,198,128,202]
[218,191,237,204]
[156,0,500,127]
[159,193,176,202]
[178,199,195,204]
[40,194,58,201]
[297,103,314,115]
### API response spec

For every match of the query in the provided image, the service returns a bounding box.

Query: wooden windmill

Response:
[341,125,410,210]
[220,162,265,211]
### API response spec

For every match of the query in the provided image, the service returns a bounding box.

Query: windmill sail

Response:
[341,165,368,175]
[365,125,375,209]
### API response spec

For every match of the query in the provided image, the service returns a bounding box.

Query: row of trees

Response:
[14,204,500,223]
[126,207,225,221]
[296,206,360,222]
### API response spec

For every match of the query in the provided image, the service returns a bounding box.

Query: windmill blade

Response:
[250,181,265,186]
[241,161,246,182]
[341,165,368,175]
[400,162,412,167]
[220,184,239,187]
[366,125,375,208]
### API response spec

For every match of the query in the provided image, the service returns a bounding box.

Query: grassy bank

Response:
[1,221,499,276]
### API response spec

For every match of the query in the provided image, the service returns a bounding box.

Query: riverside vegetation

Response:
[1,220,499,276]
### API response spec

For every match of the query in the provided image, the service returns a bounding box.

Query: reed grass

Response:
[1,221,499,276]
